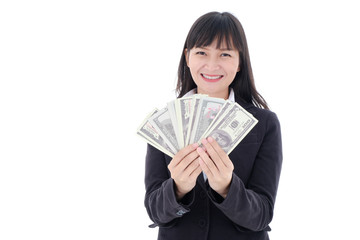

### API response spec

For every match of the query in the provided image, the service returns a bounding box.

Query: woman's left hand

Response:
[196,137,234,198]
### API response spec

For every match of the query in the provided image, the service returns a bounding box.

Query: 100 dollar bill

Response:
[189,96,226,144]
[149,107,180,153]
[136,109,175,157]
[199,102,258,154]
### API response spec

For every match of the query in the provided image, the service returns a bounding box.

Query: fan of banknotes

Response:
[137,94,258,157]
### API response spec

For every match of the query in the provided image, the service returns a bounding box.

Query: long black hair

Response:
[176,12,268,110]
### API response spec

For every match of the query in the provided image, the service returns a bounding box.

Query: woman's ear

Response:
[184,48,189,66]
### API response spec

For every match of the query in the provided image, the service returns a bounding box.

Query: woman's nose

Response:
[205,57,220,71]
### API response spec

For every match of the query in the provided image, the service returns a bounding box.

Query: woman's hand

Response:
[168,143,202,200]
[197,137,234,198]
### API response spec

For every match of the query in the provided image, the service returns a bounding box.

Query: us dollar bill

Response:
[189,96,226,144]
[199,102,258,154]
[175,97,193,148]
[200,100,232,138]
[137,109,175,157]
[167,100,184,149]
[185,94,203,145]
[149,107,180,153]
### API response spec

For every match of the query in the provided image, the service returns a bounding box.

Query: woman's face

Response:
[186,40,240,99]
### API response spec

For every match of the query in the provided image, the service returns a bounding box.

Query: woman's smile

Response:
[201,73,224,82]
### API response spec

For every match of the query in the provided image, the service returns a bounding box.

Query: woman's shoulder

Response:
[253,106,279,123]
[236,98,278,119]
[236,99,280,133]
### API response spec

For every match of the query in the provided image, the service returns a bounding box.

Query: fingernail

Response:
[192,143,199,148]
[201,138,208,144]
[196,147,203,153]
[207,137,214,142]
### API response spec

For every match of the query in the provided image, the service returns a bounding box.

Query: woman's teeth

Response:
[202,74,223,80]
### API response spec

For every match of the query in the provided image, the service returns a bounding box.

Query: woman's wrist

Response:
[217,186,229,199]
[175,189,186,201]
[173,182,186,200]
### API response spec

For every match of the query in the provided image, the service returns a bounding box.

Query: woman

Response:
[144,11,282,240]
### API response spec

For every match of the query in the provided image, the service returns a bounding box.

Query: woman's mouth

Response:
[201,73,224,82]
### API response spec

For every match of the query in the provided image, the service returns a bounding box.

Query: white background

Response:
[1,0,359,239]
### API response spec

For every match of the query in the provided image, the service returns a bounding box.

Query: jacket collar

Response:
[234,95,255,111]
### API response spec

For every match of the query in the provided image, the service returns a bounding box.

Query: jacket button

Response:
[176,209,186,216]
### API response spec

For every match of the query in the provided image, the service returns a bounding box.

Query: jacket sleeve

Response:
[144,144,195,227]
[207,111,283,231]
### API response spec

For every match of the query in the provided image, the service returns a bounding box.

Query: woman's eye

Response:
[221,53,231,57]
[196,51,206,55]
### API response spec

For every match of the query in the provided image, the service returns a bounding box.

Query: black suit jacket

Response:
[144,96,282,240]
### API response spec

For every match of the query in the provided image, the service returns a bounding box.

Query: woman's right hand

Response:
[168,143,202,200]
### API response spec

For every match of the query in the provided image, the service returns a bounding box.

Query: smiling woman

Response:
[144,11,282,240]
